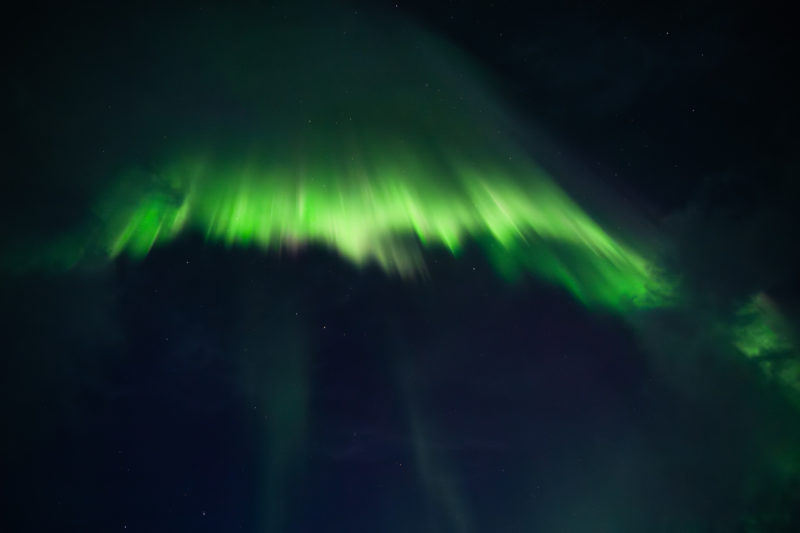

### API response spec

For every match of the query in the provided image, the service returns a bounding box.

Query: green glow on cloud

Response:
[731,293,799,397]
[733,294,793,358]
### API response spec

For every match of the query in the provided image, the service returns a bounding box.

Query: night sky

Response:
[2,1,800,532]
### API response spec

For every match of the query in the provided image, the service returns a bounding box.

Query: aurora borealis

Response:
[14,4,671,311]
[3,1,800,532]
[100,153,667,310]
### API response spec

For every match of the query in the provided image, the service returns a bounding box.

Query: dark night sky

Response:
[2,1,800,532]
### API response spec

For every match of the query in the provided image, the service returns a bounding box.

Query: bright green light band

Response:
[100,151,671,311]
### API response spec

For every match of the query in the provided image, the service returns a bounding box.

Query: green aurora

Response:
[3,5,800,531]
[100,151,669,311]
[9,7,673,312]
[3,3,793,391]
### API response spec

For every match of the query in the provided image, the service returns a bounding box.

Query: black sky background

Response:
[2,1,800,532]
